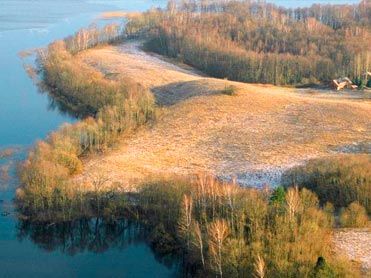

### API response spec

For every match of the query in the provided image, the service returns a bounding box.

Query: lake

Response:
[0,0,362,277]
[0,1,179,277]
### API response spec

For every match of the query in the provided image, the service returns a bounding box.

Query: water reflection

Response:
[20,52,86,119]
[44,90,85,119]
[17,218,147,255]
[16,217,180,272]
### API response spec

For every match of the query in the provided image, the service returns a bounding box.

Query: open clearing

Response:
[77,41,371,188]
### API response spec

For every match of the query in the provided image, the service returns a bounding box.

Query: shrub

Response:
[340,202,369,228]
[323,202,335,227]
[221,84,237,96]
[270,186,286,205]
[310,257,336,278]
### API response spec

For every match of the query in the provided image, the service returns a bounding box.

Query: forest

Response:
[135,175,365,277]
[126,0,371,86]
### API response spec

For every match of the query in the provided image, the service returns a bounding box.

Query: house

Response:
[331,77,357,91]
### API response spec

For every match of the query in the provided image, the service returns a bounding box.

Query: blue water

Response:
[0,0,361,277]
[0,1,177,277]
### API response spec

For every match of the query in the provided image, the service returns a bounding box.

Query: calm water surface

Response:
[0,1,177,277]
[0,0,361,277]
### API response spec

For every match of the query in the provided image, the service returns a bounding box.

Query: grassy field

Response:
[74,41,371,189]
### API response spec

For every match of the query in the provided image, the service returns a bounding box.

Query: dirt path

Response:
[76,41,371,188]
[81,41,203,89]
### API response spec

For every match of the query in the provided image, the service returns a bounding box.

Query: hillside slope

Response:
[77,41,371,187]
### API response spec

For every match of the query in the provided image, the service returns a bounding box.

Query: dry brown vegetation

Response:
[17,37,156,219]
[136,175,360,277]
[76,42,371,188]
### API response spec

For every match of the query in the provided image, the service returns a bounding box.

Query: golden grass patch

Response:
[75,42,371,188]
[99,11,141,19]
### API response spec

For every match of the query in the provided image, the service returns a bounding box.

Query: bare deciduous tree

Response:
[208,219,229,277]
[88,171,111,215]
[254,255,265,278]
[178,194,193,249]
[192,221,205,268]
[286,187,301,221]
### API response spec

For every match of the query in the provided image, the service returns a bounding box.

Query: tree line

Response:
[17,27,156,219]
[126,0,371,86]
[63,23,124,54]
[16,170,368,276]
[282,154,371,214]
[135,174,362,277]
